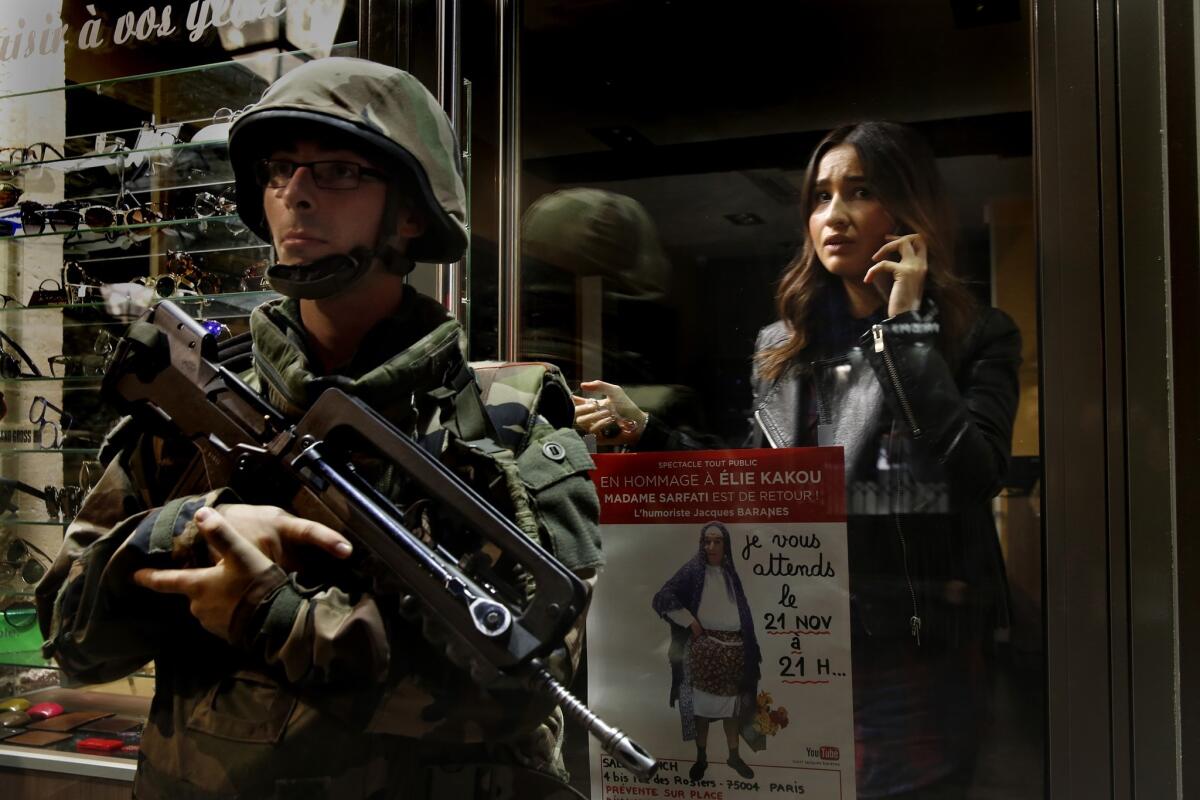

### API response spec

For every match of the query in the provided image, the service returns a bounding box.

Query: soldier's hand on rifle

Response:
[133,507,287,641]
[215,503,353,573]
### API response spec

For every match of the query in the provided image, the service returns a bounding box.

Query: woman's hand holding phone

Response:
[573,380,649,446]
[866,233,927,317]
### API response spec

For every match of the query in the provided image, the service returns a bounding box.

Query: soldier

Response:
[36,58,602,800]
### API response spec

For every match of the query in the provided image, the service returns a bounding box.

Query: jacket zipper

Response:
[872,324,922,438]
[885,419,922,646]
[753,409,783,449]
[894,514,922,646]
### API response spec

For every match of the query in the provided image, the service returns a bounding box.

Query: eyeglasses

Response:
[47,354,108,378]
[2,142,64,166]
[0,294,22,309]
[28,395,73,449]
[0,538,52,585]
[255,159,387,190]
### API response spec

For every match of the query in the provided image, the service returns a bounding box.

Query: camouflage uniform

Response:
[35,58,602,800]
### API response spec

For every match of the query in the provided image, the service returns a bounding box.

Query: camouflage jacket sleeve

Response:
[35,426,235,684]
[41,416,599,754]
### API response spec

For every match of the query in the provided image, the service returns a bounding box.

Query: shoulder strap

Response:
[469,361,574,452]
[426,359,498,444]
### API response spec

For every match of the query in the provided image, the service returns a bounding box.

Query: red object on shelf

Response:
[25,702,64,720]
[76,737,125,752]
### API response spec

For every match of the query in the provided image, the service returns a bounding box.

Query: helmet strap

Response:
[264,184,415,299]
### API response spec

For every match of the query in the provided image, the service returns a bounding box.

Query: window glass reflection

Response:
[517,3,1040,799]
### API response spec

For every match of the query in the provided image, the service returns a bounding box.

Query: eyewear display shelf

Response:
[0,46,350,796]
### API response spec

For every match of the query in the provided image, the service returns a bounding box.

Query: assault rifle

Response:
[101,300,657,779]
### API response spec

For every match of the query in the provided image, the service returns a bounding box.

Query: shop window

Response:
[510,2,1044,798]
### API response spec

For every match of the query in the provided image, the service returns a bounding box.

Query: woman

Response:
[652,521,762,784]
[579,121,1021,799]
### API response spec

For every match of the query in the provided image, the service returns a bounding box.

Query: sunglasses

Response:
[0,330,41,379]
[136,274,196,299]
[43,485,84,520]
[0,537,52,585]
[18,201,82,235]
[193,188,237,218]
[1,599,37,632]
[0,182,24,209]
[164,250,222,294]
[20,200,162,237]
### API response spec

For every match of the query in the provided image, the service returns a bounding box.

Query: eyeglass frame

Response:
[3,142,65,166]
[254,159,388,190]
[47,353,109,378]
[28,395,73,449]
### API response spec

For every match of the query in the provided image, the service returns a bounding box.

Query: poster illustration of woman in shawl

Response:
[652,520,763,783]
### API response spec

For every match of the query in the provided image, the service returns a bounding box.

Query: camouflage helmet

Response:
[228,57,468,264]
[522,188,669,301]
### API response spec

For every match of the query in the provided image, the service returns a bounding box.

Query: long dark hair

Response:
[756,121,976,382]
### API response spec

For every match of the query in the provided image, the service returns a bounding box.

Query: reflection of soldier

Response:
[652,521,762,782]
[522,187,667,389]
[522,188,718,446]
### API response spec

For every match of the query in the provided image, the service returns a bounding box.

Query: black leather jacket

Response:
[748,301,1022,645]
